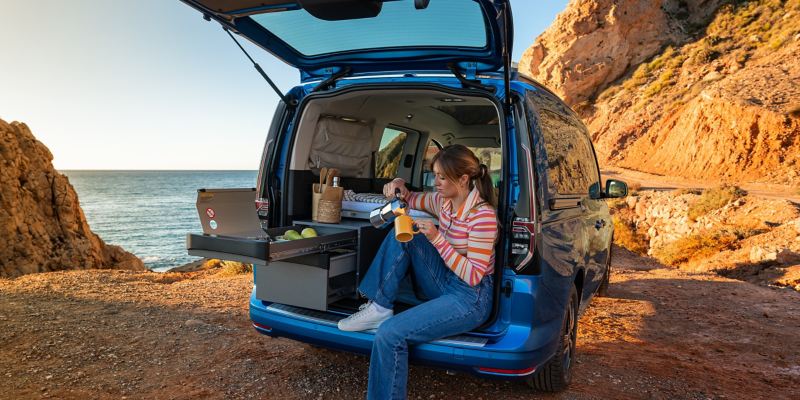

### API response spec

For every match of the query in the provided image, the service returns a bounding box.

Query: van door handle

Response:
[595,220,606,230]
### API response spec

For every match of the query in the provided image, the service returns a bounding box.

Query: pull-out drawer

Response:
[255,250,356,311]
[186,225,357,265]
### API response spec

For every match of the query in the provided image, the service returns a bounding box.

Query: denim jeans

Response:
[357,228,493,400]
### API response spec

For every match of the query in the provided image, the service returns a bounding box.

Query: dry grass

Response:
[687,185,748,221]
[651,226,765,266]
[651,229,738,266]
[612,215,649,255]
[215,261,253,276]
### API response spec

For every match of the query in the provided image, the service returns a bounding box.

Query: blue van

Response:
[181,0,628,392]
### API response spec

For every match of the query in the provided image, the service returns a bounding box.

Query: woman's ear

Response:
[460,174,470,188]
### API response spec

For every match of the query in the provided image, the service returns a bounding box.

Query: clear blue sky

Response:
[0,0,569,170]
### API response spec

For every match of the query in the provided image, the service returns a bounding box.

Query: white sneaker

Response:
[337,301,393,332]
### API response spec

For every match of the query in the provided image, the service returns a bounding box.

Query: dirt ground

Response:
[601,167,800,205]
[1,247,799,400]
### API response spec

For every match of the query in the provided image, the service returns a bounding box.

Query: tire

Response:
[597,244,612,297]
[526,285,578,392]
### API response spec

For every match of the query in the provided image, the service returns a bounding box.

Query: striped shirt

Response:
[406,188,498,286]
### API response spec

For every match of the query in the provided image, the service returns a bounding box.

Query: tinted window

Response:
[375,128,408,179]
[528,93,598,195]
[251,0,487,56]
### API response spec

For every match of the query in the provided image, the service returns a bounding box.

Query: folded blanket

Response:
[343,190,388,204]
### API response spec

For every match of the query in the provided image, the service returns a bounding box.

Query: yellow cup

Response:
[394,215,420,242]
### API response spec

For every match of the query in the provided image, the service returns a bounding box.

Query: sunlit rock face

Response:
[0,118,144,278]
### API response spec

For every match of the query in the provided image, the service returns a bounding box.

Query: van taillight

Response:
[511,218,536,270]
[255,198,270,229]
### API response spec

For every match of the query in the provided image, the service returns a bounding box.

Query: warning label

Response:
[206,208,215,218]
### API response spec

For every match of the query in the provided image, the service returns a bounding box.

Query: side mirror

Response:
[605,179,628,198]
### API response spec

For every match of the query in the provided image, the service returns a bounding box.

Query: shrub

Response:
[652,229,739,266]
[687,185,748,221]
[612,216,649,255]
[216,261,253,276]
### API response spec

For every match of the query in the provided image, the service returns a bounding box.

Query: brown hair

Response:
[430,144,497,209]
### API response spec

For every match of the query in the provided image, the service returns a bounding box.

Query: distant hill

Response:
[520,0,800,186]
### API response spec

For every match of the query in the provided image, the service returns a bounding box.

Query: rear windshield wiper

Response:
[448,63,496,93]
[225,28,297,106]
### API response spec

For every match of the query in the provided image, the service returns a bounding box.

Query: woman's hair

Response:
[430,144,497,209]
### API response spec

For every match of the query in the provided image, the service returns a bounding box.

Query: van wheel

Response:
[526,286,578,392]
[597,247,612,297]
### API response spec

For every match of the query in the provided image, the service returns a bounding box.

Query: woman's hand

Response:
[414,219,439,242]
[383,178,409,200]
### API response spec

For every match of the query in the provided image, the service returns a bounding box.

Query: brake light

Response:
[511,218,536,269]
[255,197,270,229]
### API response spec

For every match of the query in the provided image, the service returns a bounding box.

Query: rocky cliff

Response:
[0,118,144,278]
[520,0,800,185]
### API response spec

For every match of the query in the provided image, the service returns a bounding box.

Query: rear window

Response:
[251,0,488,56]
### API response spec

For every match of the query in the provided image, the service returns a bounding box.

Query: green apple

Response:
[301,228,318,238]
[284,230,302,240]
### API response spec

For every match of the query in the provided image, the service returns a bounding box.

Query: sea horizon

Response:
[61,170,260,272]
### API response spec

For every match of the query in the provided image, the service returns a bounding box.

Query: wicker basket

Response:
[316,199,342,223]
[311,190,323,221]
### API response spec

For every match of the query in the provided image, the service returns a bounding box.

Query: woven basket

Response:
[311,190,323,221]
[317,199,342,223]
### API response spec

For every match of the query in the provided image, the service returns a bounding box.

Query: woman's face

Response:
[432,161,467,199]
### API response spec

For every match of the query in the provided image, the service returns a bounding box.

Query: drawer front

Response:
[256,262,329,311]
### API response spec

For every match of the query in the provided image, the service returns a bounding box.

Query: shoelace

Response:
[349,302,373,320]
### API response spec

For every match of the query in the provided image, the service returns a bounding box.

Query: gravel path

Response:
[1,247,799,399]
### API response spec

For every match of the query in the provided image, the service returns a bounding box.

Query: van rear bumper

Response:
[248,290,558,378]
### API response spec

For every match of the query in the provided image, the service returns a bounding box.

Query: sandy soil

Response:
[1,247,799,400]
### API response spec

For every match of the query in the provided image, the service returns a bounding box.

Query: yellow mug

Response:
[394,215,420,242]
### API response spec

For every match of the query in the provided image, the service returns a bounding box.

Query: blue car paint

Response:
[250,73,602,378]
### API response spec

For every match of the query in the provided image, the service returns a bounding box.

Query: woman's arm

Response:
[383,178,442,217]
[430,209,497,286]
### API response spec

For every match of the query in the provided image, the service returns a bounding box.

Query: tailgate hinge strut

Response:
[312,67,352,93]
[224,28,297,106]
[447,63,496,93]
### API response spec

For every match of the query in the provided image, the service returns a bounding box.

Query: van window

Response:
[375,127,408,179]
[532,97,599,195]
[468,146,503,187]
[421,140,442,189]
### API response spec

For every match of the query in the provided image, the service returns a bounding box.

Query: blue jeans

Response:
[357,228,493,400]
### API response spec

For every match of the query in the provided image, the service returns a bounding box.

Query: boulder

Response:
[0,118,144,278]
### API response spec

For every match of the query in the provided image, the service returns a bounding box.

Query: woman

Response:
[338,144,498,400]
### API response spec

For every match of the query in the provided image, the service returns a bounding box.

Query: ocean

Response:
[60,170,258,272]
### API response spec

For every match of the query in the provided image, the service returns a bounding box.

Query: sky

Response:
[0,0,570,170]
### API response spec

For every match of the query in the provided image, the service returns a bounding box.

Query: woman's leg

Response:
[357,228,451,308]
[357,228,413,309]
[366,277,493,400]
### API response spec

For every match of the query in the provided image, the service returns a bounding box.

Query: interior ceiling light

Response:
[440,97,465,102]
[406,114,413,120]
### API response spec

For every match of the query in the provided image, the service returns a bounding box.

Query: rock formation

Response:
[520,0,800,185]
[0,118,144,278]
